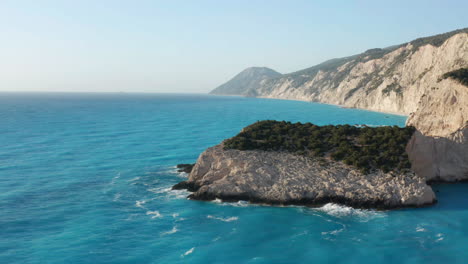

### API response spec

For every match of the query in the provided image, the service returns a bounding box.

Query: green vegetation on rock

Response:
[441,68,468,87]
[224,121,416,174]
[382,83,403,95]
[409,28,468,49]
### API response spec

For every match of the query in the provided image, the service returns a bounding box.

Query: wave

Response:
[113,193,122,201]
[212,200,252,207]
[207,215,238,222]
[128,176,140,182]
[416,226,427,232]
[135,200,146,208]
[147,186,190,199]
[291,230,309,238]
[435,233,444,242]
[162,166,190,178]
[314,203,385,221]
[321,224,346,236]
[147,187,172,194]
[109,172,121,185]
[232,200,250,207]
[146,210,162,219]
[181,247,195,257]
[161,226,178,235]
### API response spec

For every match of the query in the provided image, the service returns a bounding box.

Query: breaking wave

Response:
[147,186,190,199]
[146,210,162,219]
[135,200,146,208]
[181,247,195,257]
[314,203,385,221]
[161,226,178,235]
[207,215,239,222]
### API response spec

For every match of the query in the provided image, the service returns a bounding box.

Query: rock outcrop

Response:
[406,78,468,181]
[175,144,436,209]
[210,28,468,181]
[176,163,195,174]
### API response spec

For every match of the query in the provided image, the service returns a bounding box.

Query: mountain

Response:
[209,28,468,182]
[210,67,281,96]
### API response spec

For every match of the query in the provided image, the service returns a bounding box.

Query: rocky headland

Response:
[173,121,437,209]
[174,28,467,209]
[174,144,435,209]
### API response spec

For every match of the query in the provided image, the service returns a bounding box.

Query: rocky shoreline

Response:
[172,29,467,209]
[210,30,468,182]
[173,144,436,210]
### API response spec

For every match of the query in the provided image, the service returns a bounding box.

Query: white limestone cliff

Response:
[179,144,436,209]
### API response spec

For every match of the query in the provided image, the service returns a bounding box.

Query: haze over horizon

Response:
[1,0,467,93]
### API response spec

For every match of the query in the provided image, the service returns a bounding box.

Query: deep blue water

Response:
[1,93,468,264]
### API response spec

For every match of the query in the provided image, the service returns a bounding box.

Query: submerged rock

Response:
[172,180,200,192]
[176,163,195,174]
[174,144,436,209]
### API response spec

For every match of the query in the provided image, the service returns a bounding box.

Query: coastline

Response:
[174,140,436,210]
[231,94,410,117]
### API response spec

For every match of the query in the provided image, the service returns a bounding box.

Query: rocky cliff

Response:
[174,144,436,209]
[406,77,468,181]
[210,28,468,181]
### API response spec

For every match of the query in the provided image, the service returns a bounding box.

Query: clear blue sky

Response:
[1,0,467,93]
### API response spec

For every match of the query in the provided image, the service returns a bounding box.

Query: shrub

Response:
[441,68,468,87]
[224,120,415,173]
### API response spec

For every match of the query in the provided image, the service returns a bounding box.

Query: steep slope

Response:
[406,77,468,181]
[209,28,468,181]
[210,67,281,96]
[211,28,467,115]
[237,30,467,115]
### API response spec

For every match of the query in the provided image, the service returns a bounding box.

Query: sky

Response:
[0,0,467,93]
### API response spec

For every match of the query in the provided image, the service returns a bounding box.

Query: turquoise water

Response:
[1,93,468,264]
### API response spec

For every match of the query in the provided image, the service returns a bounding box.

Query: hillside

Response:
[210,67,281,96]
[211,28,467,115]
[209,28,468,181]
[223,120,415,174]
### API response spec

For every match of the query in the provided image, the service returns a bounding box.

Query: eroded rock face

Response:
[406,78,468,181]
[406,129,468,182]
[178,144,436,209]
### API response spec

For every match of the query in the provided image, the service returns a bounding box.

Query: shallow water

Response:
[1,93,467,264]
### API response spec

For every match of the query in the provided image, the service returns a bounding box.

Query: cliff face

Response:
[211,31,467,116]
[210,29,468,181]
[277,34,464,113]
[179,144,435,209]
[406,78,468,181]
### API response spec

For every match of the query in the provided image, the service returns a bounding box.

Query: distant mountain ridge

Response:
[209,27,468,182]
[210,67,281,96]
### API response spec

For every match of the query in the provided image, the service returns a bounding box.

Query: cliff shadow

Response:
[407,127,468,182]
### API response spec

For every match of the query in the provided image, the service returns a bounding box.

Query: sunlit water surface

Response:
[1,93,467,263]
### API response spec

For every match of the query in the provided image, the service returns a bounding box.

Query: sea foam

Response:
[315,203,385,221]
[207,215,239,222]
[181,247,195,257]
[146,210,162,219]
[161,226,178,235]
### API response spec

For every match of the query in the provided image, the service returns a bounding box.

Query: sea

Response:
[1,93,467,264]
